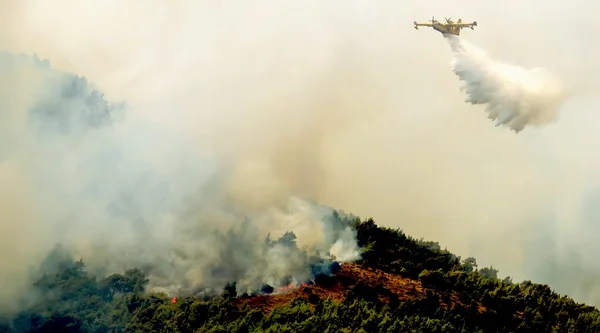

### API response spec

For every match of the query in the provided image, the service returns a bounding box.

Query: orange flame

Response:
[273,282,309,294]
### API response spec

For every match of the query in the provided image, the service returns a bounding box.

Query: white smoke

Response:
[0,51,361,310]
[445,34,567,133]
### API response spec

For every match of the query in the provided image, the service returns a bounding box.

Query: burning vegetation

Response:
[231,262,428,315]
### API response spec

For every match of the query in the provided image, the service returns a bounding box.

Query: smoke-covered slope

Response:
[0,51,361,316]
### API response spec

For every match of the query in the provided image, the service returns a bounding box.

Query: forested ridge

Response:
[2,212,600,333]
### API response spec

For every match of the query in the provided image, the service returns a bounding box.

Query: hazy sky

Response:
[2,0,600,305]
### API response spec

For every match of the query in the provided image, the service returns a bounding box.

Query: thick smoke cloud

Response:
[2,0,600,312]
[445,34,566,133]
[0,52,360,314]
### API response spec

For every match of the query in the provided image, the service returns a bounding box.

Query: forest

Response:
[2,211,600,333]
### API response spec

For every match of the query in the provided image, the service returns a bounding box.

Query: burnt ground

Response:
[232,263,486,315]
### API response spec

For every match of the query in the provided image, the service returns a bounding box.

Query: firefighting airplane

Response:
[413,17,477,36]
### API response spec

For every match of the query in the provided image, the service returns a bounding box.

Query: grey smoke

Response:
[0,51,360,313]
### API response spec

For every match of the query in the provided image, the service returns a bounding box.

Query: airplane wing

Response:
[448,22,477,27]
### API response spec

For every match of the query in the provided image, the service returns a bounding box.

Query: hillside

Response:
[231,261,496,319]
[2,213,600,333]
[232,263,429,315]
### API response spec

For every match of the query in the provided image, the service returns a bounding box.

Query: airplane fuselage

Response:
[432,22,461,36]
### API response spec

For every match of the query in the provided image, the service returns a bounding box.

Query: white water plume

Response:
[445,34,567,133]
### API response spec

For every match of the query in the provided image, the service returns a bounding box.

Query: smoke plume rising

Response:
[0,51,361,314]
[2,0,600,313]
[445,34,567,133]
